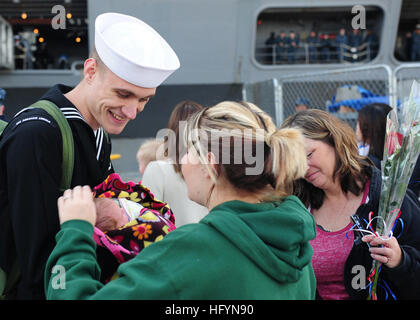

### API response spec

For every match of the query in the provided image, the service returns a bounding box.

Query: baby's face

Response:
[96,198,130,229]
[109,200,130,227]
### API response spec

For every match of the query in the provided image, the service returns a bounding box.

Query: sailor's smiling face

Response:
[85,58,156,135]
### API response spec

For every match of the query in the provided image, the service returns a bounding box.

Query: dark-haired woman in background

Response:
[356,103,420,198]
[356,103,392,168]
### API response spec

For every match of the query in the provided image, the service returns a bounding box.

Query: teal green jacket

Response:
[45,196,316,299]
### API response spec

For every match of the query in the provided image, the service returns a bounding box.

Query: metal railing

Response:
[255,42,376,65]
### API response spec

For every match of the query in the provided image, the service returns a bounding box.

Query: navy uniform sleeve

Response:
[3,115,62,299]
[408,155,420,197]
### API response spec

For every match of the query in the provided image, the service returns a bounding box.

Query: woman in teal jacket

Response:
[45,101,317,300]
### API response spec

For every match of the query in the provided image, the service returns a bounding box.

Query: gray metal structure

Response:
[0,0,407,85]
[86,0,402,84]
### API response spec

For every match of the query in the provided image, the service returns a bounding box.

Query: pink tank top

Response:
[310,181,370,300]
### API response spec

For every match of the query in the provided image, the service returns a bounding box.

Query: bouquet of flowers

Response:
[369,80,420,300]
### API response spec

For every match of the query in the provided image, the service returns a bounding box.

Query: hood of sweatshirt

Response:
[201,195,316,283]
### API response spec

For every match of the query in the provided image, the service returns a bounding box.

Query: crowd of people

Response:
[263,27,379,64]
[402,24,420,62]
[0,12,419,301]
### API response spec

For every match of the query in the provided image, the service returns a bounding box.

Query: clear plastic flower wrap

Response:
[369,80,420,300]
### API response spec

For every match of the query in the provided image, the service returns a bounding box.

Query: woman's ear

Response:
[207,152,218,165]
[202,152,219,179]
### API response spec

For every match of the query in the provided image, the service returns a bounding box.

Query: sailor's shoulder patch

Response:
[7,108,59,135]
[13,108,57,128]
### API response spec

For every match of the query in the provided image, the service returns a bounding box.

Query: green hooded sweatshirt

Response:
[45,196,316,299]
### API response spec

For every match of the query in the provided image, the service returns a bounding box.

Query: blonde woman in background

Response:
[136,139,163,176]
[45,101,317,300]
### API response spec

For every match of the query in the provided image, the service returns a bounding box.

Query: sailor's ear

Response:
[83,58,99,83]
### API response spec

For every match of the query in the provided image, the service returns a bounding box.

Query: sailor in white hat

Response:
[66,12,180,135]
[0,12,180,299]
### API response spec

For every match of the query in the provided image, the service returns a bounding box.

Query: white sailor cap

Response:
[94,12,180,88]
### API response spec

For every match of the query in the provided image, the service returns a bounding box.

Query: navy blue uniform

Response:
[0,84,113,299]
[335,34,348,61]
[306,35,319,62]
[275,35,287,64]
[411,33,420,61]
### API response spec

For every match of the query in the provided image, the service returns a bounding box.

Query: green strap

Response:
[30,100,74,191]
[1,100,74,190]
[0,260,19,299]
[0,120,7,134]
[0,268,6,298]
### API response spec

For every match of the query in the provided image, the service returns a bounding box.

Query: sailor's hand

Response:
[362,235,402,268]
[57,186,97,226]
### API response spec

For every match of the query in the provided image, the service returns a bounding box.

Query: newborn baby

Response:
[90,173,176,283]
[94,198,143,232]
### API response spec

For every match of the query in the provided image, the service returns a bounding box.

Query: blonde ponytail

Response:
[267,128,308,196]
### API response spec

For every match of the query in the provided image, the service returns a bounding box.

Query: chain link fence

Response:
[243,64,393,130]
[394,64,420,106]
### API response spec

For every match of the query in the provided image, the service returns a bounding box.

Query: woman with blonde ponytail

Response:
[45,101,317,300]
